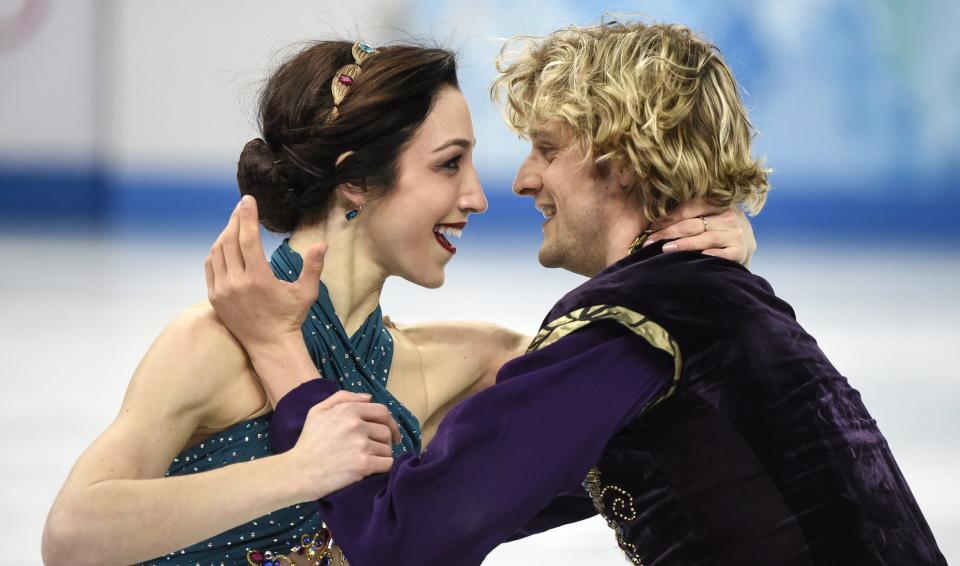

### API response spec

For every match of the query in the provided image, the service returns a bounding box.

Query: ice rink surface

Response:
[2,233,957,564]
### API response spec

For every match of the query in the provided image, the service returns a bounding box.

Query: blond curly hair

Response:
[491,20,770,221]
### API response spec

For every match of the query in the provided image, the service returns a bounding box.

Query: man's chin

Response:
[537,244,563,269]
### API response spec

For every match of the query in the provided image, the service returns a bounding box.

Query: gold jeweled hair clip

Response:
[326,41,379,123]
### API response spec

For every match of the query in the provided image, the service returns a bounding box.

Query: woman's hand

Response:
[205,195,326,355]
[288,391,401,500]
[644,199,757,266]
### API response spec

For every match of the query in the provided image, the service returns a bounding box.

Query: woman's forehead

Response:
[410,88,474,150]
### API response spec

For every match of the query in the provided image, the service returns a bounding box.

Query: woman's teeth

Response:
[433,226,463,239]
[433,224,464,255]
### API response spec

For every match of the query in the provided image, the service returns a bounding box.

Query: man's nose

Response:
[512,158,541,197]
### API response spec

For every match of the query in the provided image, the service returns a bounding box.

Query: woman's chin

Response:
[403,267,446,289]
[420,271,445,289]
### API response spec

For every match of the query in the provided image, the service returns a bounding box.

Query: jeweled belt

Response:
[246,524,347,566]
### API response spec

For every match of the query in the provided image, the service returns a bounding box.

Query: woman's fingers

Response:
[365,423,395,447]
[645,217,708,245]
[655,199,726,228]
[314,393,401,445]
[316,391,373,410]
[354,403,402,444]
[661,230,739,254]
[702,247,744,262]
[368,455,394,474]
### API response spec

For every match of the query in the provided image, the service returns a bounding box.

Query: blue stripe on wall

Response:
[0,164,108,225]
[1,165,958,241]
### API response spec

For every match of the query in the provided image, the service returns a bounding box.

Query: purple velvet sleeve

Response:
[269,321,673,565]
[268,378,339,455]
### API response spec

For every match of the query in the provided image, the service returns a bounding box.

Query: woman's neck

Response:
[288,216,386,337]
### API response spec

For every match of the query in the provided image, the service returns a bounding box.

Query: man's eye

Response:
[538,146,557,162]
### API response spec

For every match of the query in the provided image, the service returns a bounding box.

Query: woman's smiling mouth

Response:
[433,222,466,254]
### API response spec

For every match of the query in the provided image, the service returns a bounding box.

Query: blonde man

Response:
[207,21,945,565]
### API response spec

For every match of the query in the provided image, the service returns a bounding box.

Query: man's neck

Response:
[597,210,650,275]
[289,218,386,337]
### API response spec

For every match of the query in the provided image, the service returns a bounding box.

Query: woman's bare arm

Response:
[42,307,395,566]
[41,309,315,565]
[401,320,530,441]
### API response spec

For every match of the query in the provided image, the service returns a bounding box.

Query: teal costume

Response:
[140,240,420,565]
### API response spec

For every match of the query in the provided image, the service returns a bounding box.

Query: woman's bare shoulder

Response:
[389,319,530,368]
[127,301,258,420]
[160,302,247,372]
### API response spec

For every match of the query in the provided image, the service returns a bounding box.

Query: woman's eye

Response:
[441,155,462,170]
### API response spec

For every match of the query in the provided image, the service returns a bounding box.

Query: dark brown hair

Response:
[238,41,459,232]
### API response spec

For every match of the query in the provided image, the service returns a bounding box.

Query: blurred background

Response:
[2,0,958,563]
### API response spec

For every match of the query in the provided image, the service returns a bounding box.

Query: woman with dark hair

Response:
[42,39,755,566]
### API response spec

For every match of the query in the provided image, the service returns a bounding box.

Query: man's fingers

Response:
[237,196,268,274]
[204,257,215,297]
[221,203,245,275]
[210,242,227,286]
[298,242,328,293]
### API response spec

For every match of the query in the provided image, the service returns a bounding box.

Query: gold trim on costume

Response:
[583,468,644,565]
[527,304,681,408]
[529,303,680,566]
[628,230,653,255]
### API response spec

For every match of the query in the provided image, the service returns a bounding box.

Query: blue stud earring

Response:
[345,205,362,221]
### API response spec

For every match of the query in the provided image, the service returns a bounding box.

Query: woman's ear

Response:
[336,184,365,210]
[333,151,366,209]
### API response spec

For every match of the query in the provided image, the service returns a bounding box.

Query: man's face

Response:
[512,122,622,277]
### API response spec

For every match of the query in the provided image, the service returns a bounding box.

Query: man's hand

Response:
[285,391,402,501]
[205,195,327,354]
[644,199,757,266]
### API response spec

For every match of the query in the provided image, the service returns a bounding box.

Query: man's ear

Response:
[614,161,636,191]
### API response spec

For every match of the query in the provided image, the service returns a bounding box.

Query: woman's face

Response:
[364,86,487,288]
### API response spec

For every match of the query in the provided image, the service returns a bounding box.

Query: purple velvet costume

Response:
[270,243,945,565]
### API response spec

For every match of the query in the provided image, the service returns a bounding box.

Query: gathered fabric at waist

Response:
[139,415,323,565]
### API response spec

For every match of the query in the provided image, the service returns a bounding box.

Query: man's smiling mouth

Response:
[537,205,556,230]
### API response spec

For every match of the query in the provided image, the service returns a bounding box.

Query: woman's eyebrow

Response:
[432,138,475,152]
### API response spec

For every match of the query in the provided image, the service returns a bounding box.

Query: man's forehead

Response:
[528,121,566,143]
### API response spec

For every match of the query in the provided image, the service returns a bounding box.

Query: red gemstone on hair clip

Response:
[338,75,354,86]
